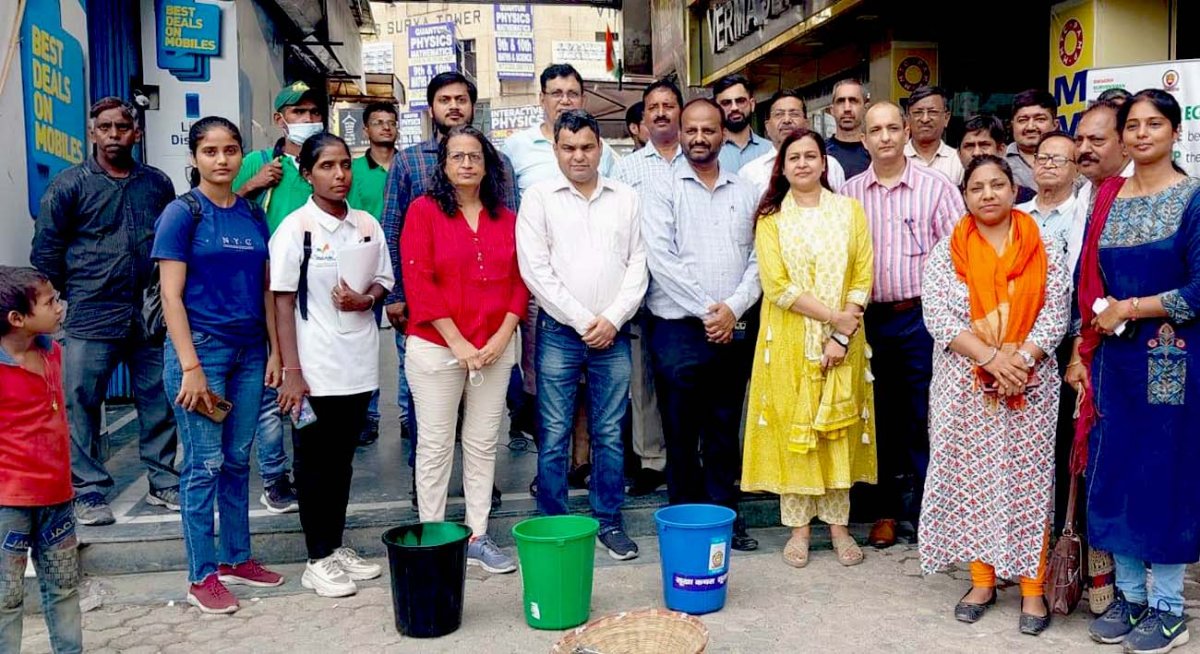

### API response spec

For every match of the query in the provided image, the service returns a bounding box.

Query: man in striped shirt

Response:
[840,101,965,549]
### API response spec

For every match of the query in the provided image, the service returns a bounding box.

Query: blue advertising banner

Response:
[155,0,222,82]
[408,22,458,110]
[494,4,534,80]
[20,0,87,217]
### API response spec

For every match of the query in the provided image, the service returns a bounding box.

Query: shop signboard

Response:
[336,107,366,149]
[408,22,458,110]
[1087,60,1200,176]
[399,111,425,147]
[552,41,609,81]
[892,44,938,106]
[155,0,223,82]
[489,105,541,148]
[20,0,87,217]
[495,3,535,80]
[1049,0,1096,133]
[699,0,835,80]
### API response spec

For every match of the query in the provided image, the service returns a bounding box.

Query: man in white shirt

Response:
[612,79,685,497]
[1017,131,1082,271]
[739,89,845,197]
[517,109,648,562]
[903,85,964,185]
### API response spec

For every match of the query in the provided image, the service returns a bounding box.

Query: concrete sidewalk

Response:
[21,527,1150,654]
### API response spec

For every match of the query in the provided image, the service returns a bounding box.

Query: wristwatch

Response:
[1017,349,1036,369]
[830,332,850,348]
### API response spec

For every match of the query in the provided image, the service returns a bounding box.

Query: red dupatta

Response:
[1070,176,1126,475]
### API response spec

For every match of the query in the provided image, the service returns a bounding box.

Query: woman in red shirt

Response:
[401,125,528,574]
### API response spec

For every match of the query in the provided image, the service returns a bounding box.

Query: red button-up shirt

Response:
[401,196,529,348]
[0,337,73,507]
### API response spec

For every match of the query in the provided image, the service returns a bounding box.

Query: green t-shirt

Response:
[347,152,390,221]
[233,149,313,234]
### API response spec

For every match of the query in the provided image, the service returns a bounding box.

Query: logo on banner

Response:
[1058,18,1084,67]
[896,56,931,94]
[1163,69,1180,92]
[155,0,223,82]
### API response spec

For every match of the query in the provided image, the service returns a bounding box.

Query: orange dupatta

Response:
[949,210,1048,408]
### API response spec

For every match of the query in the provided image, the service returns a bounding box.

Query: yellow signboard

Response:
[891,43,938,105]
[1049,0,1095,132]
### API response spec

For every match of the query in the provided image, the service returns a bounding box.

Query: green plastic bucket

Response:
[512,515,599,630]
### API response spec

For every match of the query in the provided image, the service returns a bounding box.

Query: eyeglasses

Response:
[1034,153,1075,167]
[369,119,397,128]
[547,90,581,102]
[718,97,751,108]
[909,109,944,120]
[448,151,484,165]
[94,122,134,134]
[770,110,805,120]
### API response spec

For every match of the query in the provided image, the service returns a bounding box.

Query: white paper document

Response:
[335,241,380,333]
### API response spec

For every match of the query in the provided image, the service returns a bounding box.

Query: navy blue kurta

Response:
[1086,177,1200,564]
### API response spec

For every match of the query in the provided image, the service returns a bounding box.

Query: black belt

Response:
[871,297,921,314]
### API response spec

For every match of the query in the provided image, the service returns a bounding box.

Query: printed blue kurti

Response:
[1086,177,1200,564]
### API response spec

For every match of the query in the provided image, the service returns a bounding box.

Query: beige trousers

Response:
[406,335,516,537]
[780,489,851,527]
[629,319,666,471]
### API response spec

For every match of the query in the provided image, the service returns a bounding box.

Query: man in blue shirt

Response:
[712,74,772,173]
[32,97,180,525]
[642,98,762,551]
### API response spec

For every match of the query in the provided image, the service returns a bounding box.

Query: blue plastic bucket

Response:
[654,504,736,615]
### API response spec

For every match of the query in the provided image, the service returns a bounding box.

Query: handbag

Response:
[1045,474,1084,615]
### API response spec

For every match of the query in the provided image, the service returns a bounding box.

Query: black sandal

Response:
[1019,596,1052,636]
[954,587,997,624]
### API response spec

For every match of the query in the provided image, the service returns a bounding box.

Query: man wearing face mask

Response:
[231,81,326,515]
[380,72,518,511]
[234,81,325,232]
[739,89,845,197]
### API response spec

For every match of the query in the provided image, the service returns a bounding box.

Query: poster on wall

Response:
[408,22,458,110]
[1049,0,1095,133]
[1087,60,1200,176]
[552,41,609,81]
[494,3,534,80]
[399,111,425,147]
[489,105,541,148]
[362,41,394,74]
[891,43,938,106]
[19,0,87,217]
[155,0,223,82]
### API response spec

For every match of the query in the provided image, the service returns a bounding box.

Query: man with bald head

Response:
[841,102,965,548]
[643,98,762,552]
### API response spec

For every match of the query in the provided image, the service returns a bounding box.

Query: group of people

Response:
[1,58,1197,654]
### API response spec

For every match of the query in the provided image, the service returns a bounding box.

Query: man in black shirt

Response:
[826,79,872,179]
[32,97,180,526]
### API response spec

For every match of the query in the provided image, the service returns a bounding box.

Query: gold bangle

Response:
[1066,359,1083,369]
[1130,297,1141,321]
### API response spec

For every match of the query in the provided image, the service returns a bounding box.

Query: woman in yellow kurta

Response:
[742,129,877,569]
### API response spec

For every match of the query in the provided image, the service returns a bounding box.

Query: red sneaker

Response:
[187,574,239,614]
[218,559,285,587]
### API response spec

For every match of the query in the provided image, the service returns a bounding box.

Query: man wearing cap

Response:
[229,80,328,515]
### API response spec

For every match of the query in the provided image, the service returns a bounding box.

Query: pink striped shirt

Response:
[839,161,965,303]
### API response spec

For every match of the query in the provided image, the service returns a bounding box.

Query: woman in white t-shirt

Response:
[270,133,394,599]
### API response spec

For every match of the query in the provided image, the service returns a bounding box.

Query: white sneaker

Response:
[332,546,382,581]
[301,556,357,598]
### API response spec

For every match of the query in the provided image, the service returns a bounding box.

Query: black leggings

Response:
[293,392,371,560]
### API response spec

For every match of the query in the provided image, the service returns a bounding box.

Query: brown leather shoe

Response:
[868,519,898,548]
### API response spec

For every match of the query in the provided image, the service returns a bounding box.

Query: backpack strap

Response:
[179,191,204,224]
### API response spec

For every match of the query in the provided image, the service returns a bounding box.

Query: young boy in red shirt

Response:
[0,266,82,653]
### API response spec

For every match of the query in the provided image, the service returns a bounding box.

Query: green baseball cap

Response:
[274,81,318,111]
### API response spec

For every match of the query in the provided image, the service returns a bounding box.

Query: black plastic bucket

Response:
[381,522,472,638]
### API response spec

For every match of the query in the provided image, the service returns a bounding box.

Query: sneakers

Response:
[332,547,382,581]
[218,559,285,588]
[1123,606,1190,654]
[467,535,518,574]
[598,528,639,561]
[74,492,115,526]
[301,555,357,598]
[146,486,181,511]
[357,419,379,446]
[1091,591,1149,644]
[260,477,299,514]
[187,573,239,614]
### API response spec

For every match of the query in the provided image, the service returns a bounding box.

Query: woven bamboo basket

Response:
[550,608,709,654]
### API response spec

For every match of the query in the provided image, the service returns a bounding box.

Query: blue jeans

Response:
[62,333,179,497]
[164,332,264,583]
[1115,554,1187,616]
[534,312,630,531]
[0,502,82,654]
[395,331,419,466]
[254,386,290,487]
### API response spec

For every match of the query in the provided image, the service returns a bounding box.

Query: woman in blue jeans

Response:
[154,116,286,615]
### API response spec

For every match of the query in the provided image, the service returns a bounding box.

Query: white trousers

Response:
[406,335,516,537]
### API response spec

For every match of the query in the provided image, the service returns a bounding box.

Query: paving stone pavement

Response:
[19,530,1198,653]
